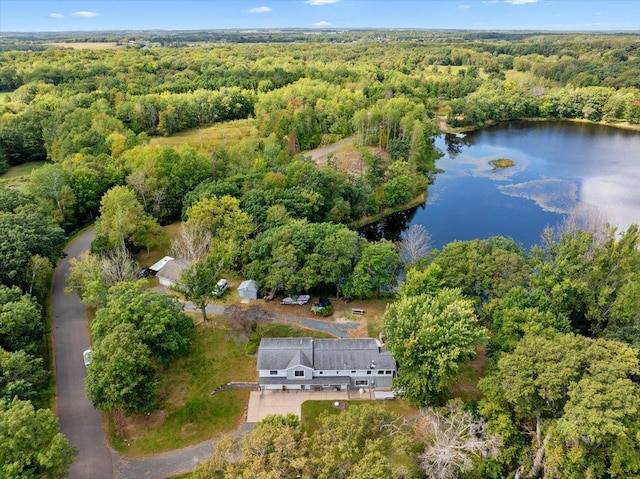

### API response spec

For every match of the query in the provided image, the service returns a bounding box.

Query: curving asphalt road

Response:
[52,229,360,478]
[52,227,115,478]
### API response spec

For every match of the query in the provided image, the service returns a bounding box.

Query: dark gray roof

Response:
[257,338,313,370]
[257,338,395,372]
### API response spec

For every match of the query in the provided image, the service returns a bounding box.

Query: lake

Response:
[360,121,640,250]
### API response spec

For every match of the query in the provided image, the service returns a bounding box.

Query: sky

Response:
[0,0,638,33]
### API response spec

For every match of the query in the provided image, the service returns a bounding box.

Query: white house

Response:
[257,338,396,392]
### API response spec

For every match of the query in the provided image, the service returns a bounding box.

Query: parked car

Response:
[83,349,92,367]
[213,278,228,297]
[137,267,151,279]
[281,294,311,305]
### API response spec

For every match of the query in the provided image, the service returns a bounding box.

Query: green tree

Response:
[0,347,49,406]
[91,281,193,364]
[185,195,255,246]
[399,264,443,297]
[174,249,230,322]
[93,185,164,254]
[86,322,160,414]
[431,237,530,302]
[308,404,417,479]
[0,398,76,479]
[192,414,308,479]
[383,288,487,406]
[479,334,640,478]
[0,286,45,355]
[66,247,138,309]
[0,206,65,288]
[344,239,402,298]
[28,163,76,228]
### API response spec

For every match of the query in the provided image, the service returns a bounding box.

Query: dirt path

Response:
[304,137,355,162]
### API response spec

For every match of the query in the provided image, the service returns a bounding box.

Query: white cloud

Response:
[72,11,99,17]
[313,20,331,26]
[306,0,340,5]
[504,0,539,4]
[49,12,64,18]
[459,4,471,9]
[247,6,272,13]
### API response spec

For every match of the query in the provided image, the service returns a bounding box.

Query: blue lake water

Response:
[360,121,640,250]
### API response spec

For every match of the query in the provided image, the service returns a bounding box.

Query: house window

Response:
[366,371,371,375]
[378,370,384,375]
[355,380,368,386]
[294,370,304,377]
[385,370,392,375]
[269,370,277,375]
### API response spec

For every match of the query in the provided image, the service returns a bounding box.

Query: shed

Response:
[148,256,174,274]
[156,259,191,287]
[238,279,258,300]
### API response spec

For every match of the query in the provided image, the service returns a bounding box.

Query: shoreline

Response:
[439,116,640,134]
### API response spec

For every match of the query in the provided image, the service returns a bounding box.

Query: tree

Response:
[174,249,230,322]
[383,288,487,406]
[195,404,418,478]
[431,237,530,302]
[169,223,212,263]
[308,404,416,479]
[344,239,402,298]
[93,185,164,254]
[185,195,255,247]
[86,323,160,414]
[24,254,54,303]
[479,334,640,479]
[91,281,193,364]
[414,401,501,479]
[0,398,76,479]
[0,286,45,355]
[530,225,640,337]
[66,247,138,309]
[192,414,308,479]
[28,163,76,227]
[0,206,65,288]
[399,264,443,297]
[0,347,49,406]
[397,224,433,266]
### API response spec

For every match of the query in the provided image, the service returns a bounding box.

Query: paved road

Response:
[182,300,360,338]
[52,232,359,478]
[52,227,115,479]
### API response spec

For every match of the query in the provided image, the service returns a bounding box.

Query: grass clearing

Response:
[150,119,259,153]
[133,222,181,267]
[449,346,487,402]
[113,315,256,456]
[112,315,338,456]
[2,161,46,179]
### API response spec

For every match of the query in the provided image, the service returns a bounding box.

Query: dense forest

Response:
[0,30,639,479]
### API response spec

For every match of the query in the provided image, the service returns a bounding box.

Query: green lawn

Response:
[112,316,257,455]
[0,161,46,190]
[113,318,334,456]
